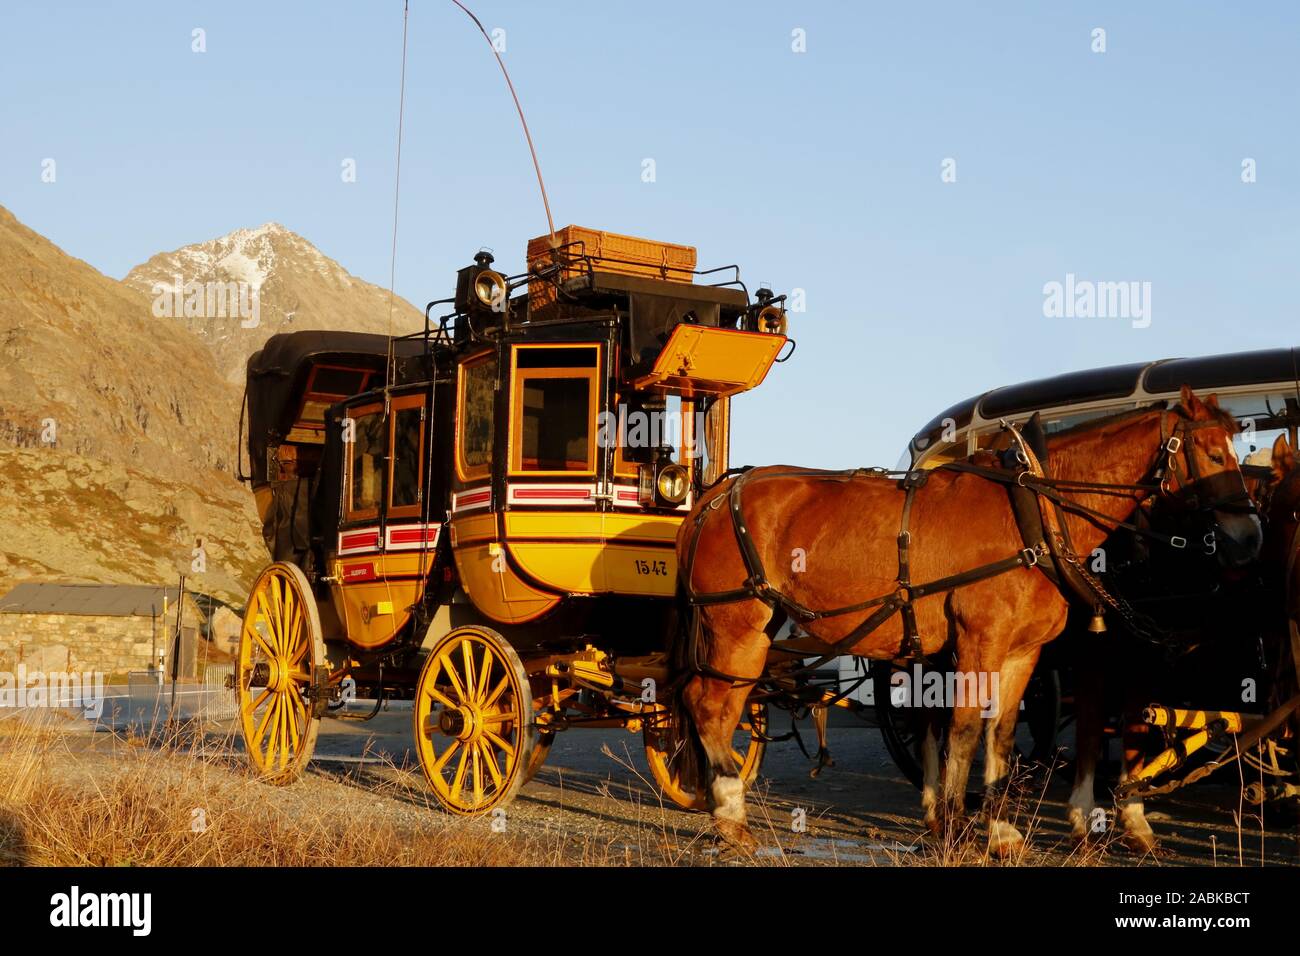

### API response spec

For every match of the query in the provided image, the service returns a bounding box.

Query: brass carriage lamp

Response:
[637,445,690,507]
[745,287,788,336]
[454,249,510,336]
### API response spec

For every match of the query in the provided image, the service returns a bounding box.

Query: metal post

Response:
[169,575,186,711]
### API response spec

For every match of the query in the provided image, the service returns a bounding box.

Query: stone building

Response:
[0,583,204,678]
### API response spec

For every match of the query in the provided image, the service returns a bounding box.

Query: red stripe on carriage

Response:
[389,526,440,544]
[454,490,491,509]
[340,530,379,550]
[514,488,593,499]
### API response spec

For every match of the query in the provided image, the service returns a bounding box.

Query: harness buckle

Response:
[1164,435,1182,455]
[1170,535,1187,549]
[1020,547,1039,568]
[1203,532,1217,555]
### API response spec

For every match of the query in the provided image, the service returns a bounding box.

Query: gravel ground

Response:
[36,695,1299,867]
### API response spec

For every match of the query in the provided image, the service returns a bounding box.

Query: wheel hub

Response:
[438,704,479,741]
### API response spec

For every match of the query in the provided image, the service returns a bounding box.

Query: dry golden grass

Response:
[0,715,682,867]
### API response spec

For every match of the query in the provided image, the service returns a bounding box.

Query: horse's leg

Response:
[1068,640,1104,843]
[982,642,1040,857]
[920,710,944,833]
[1117,703,1157,853]
[681,603,772,847]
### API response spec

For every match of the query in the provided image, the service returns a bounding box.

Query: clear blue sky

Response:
[3,1,1297,468]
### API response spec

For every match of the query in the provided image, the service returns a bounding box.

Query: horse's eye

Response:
[1209,452,1225,465]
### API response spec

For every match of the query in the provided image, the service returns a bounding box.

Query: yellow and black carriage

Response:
[235,227,789,813]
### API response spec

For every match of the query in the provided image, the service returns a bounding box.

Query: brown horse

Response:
[675,387,1260,854]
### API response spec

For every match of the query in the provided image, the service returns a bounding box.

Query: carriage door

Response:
[334,392,434,649]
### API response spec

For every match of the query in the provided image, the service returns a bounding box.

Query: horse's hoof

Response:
[987,820,1024,859]
[1120,828,1159,855]
[715,819,757,850]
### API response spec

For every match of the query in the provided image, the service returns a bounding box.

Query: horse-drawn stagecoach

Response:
[235,227,789,812]
[233,226,1298,849]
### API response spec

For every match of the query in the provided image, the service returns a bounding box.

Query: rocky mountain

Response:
[0,207,422,605]
[124,222,424,383]
[0,205,265,602]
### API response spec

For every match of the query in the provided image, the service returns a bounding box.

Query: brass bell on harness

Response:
[1088,607,1107,634]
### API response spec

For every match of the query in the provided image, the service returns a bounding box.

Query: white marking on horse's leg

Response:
[710,774,747,824]
[983,717,1004,790]
[1115,766,1156,850]
[921,724,941,826]
[987,818,1024,857]
[1067,763,1096,840]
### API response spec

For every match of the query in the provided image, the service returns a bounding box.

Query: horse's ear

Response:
[1179,385,1206,418]
[1205,393,1222,409]
[1272,433,1294,483]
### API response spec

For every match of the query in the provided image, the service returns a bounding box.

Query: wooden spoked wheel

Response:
[236,563,324,783]
[413,625,536,815]
[643,700,768,810]
[523,731,554,783]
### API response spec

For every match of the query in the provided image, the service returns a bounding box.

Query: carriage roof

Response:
[244,330,430,484]
[909,347,1299,463]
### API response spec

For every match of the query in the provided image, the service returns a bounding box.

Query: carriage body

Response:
[235,227,789,809]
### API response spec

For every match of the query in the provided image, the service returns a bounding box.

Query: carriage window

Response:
[511,346,599,474]
[1214,392,1299,466]
[390,399,424,514]
[613,393,700,478]
[348,408,386,518]
[457,354,496,481]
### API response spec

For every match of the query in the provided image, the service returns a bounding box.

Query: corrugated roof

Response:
[0,583,192,617]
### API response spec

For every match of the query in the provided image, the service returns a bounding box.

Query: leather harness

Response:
[680,408,1254,685]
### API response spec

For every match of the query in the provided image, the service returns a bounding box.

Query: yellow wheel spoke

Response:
[422,684,456,710]
[451,743,471,800]
[286,691,302,749]
[461,639,477,702]
[290,630,309,666]
[480,710,517,726]
[431,738,461,776]
[472,744,484,803]
[247,687,271,714]
[268,576,284,654]
[283,693,299,762]
[483,728,516,759]
[250,627,277,662]
[439,650,467,702]
[263,694,282,764]
[255,590,282,656]
[253,692,278,751]
[479,740,504,789]
[280,579,295,653]
[273,693,288,766]
[481,673,510,711]
[289,685,308,729]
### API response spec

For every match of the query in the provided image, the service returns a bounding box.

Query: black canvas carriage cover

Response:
[244,330,427,483]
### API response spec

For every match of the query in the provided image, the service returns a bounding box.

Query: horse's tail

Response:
[664,572,708,796]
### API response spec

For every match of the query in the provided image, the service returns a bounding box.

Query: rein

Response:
[679,408,1252,685]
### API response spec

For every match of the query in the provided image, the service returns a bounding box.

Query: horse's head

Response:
[1160,386,1262,568]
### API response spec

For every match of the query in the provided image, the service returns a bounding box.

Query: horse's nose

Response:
[1214,511,1262,568]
